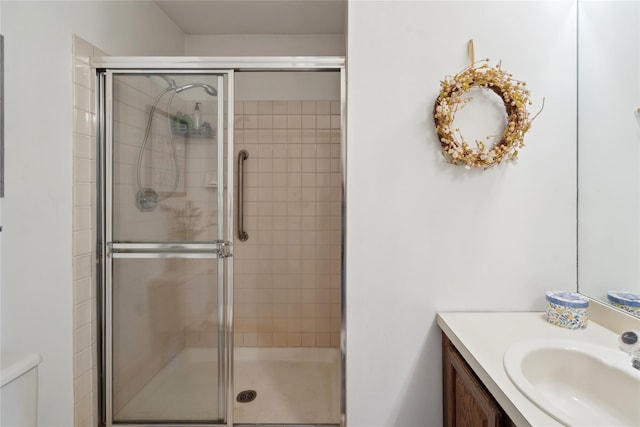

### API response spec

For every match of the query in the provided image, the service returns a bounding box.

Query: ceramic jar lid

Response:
[545,291,589,308]
[607,291,640,308]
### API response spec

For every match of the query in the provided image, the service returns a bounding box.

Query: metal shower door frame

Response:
[96,56,347,427]
[98,68,234,427]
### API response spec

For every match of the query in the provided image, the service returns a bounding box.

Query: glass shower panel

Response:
[112,258,222,422]
[112,74,221,243]
[107,72,229,424]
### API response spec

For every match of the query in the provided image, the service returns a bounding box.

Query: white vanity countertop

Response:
[436,311,632,427]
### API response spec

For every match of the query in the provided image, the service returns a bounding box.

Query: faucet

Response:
[619,330,640,370]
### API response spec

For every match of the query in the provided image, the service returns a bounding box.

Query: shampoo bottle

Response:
[193,102,201,131]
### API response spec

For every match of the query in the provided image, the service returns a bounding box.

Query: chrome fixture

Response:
[619,330,640,370]
[135,77,217,212]
[135,187,158,212]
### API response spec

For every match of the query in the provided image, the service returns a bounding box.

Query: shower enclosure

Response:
[96,58,344,427]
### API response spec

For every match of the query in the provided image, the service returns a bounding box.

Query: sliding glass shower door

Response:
[100,71,233,425]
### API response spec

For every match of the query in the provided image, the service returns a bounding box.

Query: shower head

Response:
[175,83,218,97]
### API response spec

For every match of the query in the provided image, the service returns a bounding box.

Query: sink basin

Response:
[504,339,640,426]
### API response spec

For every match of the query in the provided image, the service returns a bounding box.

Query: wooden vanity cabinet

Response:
[442,333,517,427]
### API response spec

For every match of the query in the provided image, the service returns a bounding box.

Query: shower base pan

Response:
[116,347,340,425]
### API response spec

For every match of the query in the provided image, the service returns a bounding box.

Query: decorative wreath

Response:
[433,59,542,169]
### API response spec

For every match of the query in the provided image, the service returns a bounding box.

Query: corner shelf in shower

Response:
[145,104,216,140]
[171,124,215,140]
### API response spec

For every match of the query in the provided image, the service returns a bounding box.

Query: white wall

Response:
[0,0,3,358]
[346,1,577,426]
[185,34,345,56]
[0,1,581,426]
[577,1,640,302]
[0,2,184,425]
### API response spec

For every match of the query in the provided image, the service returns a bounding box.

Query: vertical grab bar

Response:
[237,150,249,242]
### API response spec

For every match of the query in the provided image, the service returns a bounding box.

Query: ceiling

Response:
[155,1,346,35]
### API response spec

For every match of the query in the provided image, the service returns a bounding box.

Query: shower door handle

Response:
[237,150,249,242]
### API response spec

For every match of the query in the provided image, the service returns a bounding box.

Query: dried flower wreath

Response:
[433,59,543,169]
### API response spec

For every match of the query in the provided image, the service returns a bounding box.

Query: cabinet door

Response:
[442,333,502,427]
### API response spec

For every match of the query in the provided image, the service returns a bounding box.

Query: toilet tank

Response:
[1,352,42,427]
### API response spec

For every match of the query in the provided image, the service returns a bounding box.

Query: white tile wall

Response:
[71,34,98,427]
[233,100,342,348]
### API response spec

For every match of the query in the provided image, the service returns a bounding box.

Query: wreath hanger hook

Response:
[468,39,475,67]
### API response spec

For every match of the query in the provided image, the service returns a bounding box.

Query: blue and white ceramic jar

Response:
[607,291,640,319]
[545,291,589,329]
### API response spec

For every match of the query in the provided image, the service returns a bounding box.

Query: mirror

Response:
[577,0,640,317]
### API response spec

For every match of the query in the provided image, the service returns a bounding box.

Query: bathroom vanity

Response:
[442,333,516,427]
[437,312,640,427]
